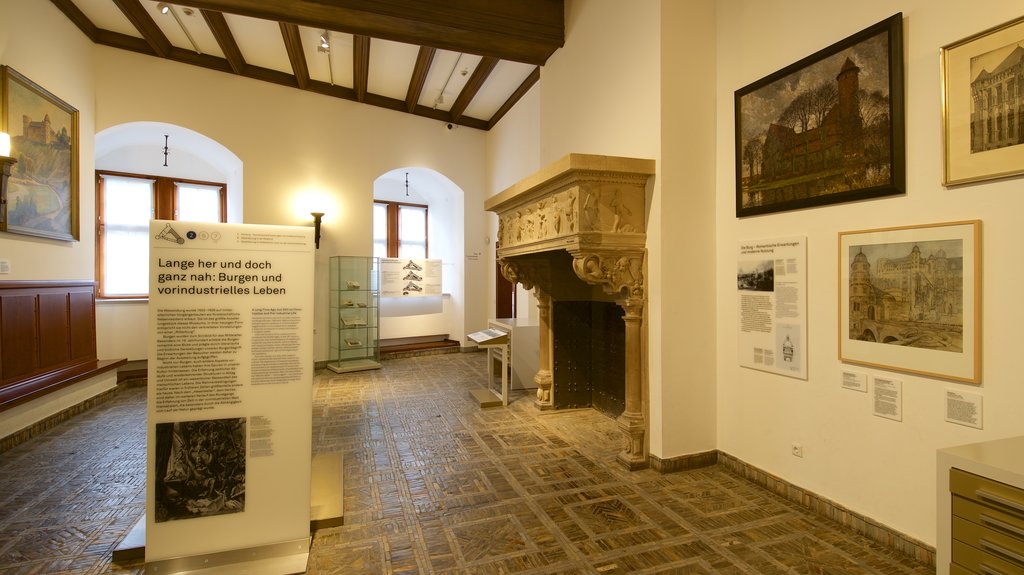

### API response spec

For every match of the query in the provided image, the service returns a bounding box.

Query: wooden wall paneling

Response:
[38,292,72,369]
[68,288,96,361]
[0,281,112,412]
[1,293,39,383]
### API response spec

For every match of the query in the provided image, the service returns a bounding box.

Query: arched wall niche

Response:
[373,167,467,345]
[95,122,243,222]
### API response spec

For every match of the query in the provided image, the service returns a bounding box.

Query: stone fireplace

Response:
[484,154,654,470]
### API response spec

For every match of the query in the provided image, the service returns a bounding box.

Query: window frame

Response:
[373,199,428,258]
[96,170,227,299]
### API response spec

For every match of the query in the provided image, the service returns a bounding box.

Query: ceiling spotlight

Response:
[157,2,170,14]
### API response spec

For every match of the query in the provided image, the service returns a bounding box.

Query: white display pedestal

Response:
[488,318,539,391]
[467,328,509,406]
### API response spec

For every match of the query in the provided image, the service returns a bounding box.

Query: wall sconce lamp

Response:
[0,133,17,223]
[311,212,324,249]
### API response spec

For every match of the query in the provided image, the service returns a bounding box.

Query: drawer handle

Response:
[980,538,1024,568]
[980,564,1007,575]
[981,513,1024,539]
[977,489,1024,515]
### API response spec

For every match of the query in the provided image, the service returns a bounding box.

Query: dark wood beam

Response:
[405,46,435,113]
[202,10,246,74]
[171,0,563,65]
[488,66,540,130]
[48,0,500,131]
[449,57,497,123]
[112,0,171,58]
[279,23,309,90]
[353,35,371,102]
[49,0,99,41]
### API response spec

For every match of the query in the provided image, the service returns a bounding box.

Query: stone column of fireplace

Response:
[618,297,646,469]
[485,154,655,470]
[533,289,554,410]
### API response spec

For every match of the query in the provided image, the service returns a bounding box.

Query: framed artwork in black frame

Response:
[735,13,905,218]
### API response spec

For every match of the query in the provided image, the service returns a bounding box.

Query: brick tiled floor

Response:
[0,353,934,574]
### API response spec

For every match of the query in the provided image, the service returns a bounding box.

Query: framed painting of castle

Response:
[839,221,981,384]
[0,66,79,241]
[941,15,1024,186]
[735,14,905,217]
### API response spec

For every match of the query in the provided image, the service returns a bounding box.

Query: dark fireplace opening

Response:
[552,300,626,418]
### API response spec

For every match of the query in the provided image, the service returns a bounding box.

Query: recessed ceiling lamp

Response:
[157,2,170,14]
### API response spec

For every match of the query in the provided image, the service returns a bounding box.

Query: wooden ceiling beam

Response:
[112,0,171,58]
[279,23,309,90]
[405,46,436,113]
[488,66,540,130]
[202,10,246,75]
[353,35,371,103]
[449,57,497,123]
[49,0,100,41]
[170,0,563,65]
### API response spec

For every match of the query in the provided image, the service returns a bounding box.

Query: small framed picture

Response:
[839,221,981,384]
[941,16,1024,185]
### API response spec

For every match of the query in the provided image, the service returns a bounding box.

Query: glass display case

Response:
[328,256,381,373]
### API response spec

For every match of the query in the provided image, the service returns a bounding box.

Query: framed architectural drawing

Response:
[941,15,1024,185]
[0,66,79,240]
[735,13,905,217]
[839,221,981,384]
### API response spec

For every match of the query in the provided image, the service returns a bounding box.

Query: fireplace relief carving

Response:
[485,154,654,471]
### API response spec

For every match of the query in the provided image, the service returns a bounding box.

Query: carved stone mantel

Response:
[485,154,655,470]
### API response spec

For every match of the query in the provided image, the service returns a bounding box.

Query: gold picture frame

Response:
[839,221,981,384]
[0,66,79,241]
[941,16,1024,186]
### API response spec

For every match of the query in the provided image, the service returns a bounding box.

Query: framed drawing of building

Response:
[0,66,79,241]
[941,15,1024,185]
[735,14,905,217]
[839,221,981,384]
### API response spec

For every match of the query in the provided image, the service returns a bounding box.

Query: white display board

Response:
[380,258,442,296]
[146,221,314,568]
[737,237,807,379]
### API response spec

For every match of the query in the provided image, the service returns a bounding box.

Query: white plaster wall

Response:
[658,0,718,457]
[0,0,96,281]
[91,46,489,362]
[715,0,1024,545]
[484,84,541,323]
[539,0,661,165]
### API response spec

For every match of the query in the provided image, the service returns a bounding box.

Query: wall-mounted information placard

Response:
[146,221,314,572]
[737,236,807,380]
[380,258,441,296]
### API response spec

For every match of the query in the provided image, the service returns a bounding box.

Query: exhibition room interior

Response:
[3,0,1024,573]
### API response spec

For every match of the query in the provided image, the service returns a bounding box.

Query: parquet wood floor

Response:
[0,353,934,574]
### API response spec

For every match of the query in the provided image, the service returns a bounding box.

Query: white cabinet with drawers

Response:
[939,437,1024,575]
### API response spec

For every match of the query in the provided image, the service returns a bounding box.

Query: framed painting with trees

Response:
[735,14,905,217]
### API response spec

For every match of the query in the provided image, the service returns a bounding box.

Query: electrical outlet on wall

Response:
[791,443,804,458]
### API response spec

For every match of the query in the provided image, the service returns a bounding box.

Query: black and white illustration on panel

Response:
[154,417,246,522]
